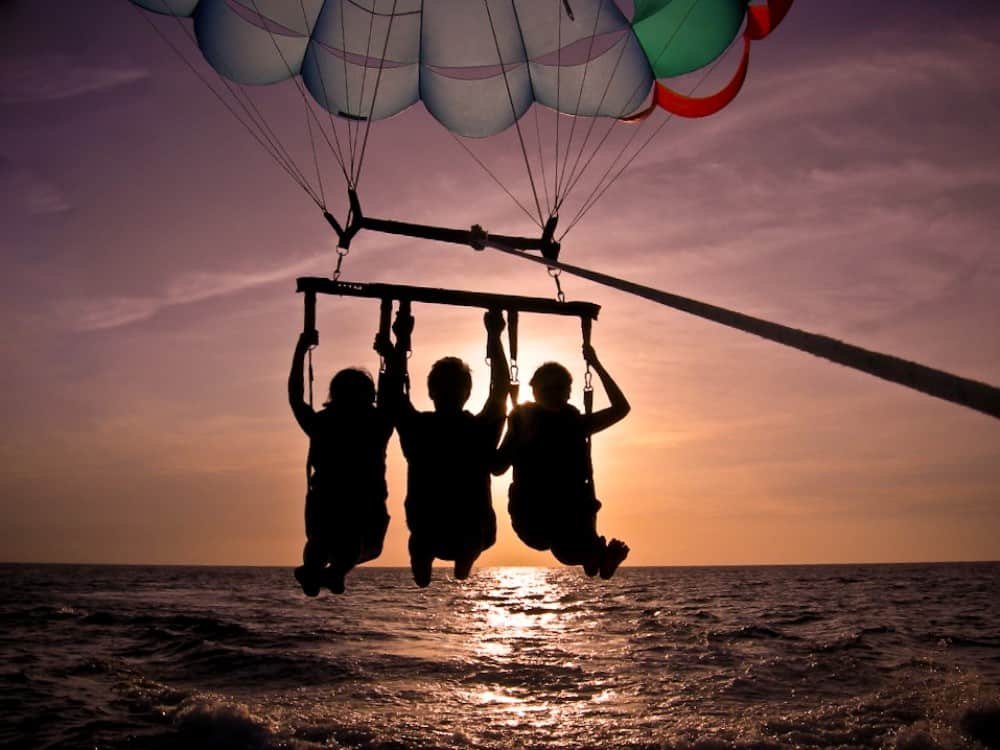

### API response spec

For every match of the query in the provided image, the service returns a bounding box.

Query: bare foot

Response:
[599,539,629,579]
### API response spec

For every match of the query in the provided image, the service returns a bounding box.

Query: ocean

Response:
[2,563,998,750]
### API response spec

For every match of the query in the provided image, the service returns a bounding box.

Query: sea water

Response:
[2,563,999,749]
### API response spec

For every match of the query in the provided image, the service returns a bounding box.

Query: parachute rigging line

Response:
[355,0,402,189]
[296,0,353,186]
[556,0,709,221]
[485,0,546,227]
[562,33,735,239]
[480,239,1000,421]
[447,133,544,229]
[245,0,353,192]
[532,104,554,217]
[553,0,563,209]
[553,0,676,213]
[431,0,702,237]
[157,0,323,201]
[137,0,324,206]
[246,0,336,204]
[563,0,796,233]
[340,2,375,186]
[555,0,608,206]
[338,0,358,178]
[457,0,667,230]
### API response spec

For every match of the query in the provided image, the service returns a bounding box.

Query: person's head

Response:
[325,368,376,410]
[530,362,572,408]
[427,356,472,412]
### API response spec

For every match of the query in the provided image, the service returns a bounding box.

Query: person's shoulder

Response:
[511,402,538,418]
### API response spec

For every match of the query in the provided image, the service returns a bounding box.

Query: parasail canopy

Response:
[131,0,791,138]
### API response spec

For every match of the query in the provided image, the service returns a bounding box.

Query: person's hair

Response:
[427,357,472,403]
[529,362,572,392]
[325,368,376,409]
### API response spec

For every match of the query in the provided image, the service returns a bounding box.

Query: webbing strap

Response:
[508,309,520,405]
[580,316,596,493]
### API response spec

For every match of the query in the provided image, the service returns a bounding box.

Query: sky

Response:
[1,0,999,567]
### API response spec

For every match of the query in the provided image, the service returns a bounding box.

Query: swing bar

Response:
[296,278,599,320]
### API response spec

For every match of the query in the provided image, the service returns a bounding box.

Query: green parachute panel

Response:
[632,0,747,79]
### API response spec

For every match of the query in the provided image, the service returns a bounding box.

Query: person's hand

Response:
[484,309,506,336]
[392,311,414,339]
[299,330,319,349]
[582,343,598,366]
[373,332,393,357]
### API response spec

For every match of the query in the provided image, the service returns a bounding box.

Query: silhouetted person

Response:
[392,310,510,587]
[494,344,630,579]
[288,329,398,596]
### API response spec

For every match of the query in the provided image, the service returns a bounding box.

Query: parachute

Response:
[130,1,794,244]
[130,0,1000,419]
[131,0,791,134]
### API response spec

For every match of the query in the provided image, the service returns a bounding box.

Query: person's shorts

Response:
[405,500,497,560]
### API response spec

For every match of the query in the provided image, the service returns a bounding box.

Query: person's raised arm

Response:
[481,310,510,421]
[289,330,318,435]
[381,307,416,425]
[582,344,630,435]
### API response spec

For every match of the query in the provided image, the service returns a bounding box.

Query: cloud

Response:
[0,55,148,105]
[65,254,324,331]
[0,157,70,216]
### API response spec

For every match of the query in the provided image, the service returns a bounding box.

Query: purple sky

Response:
[2,0,999,566]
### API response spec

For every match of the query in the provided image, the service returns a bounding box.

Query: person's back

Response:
[392,312,510,586]
[506,401,589,498]
[289,332,398,596]
[494,347,630,579]
[308,401,392,528]
[400,406,499,561]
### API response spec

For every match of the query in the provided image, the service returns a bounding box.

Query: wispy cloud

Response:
[66,254,324,331]
[0,158,70,216]
[0,56,148,105]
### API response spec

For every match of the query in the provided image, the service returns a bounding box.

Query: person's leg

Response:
[551,536,602,571]
[297,495,329,596]
[325,539,361,595]
[409,535,433,588]
[551,505,605,575]
[453,548,480,580]
[296,540,323,597]
[357,508,390,565]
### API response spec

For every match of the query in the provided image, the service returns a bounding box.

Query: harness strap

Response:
[580,316,596,493]
[508,309,520,405]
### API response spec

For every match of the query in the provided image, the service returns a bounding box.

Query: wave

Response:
[708,625,792,642]
[927,633,1000,649]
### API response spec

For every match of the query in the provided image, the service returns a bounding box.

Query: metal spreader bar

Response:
[297,277,599,320]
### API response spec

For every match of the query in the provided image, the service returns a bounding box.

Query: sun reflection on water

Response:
[470,567,572,654]
[458,567,612,731]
